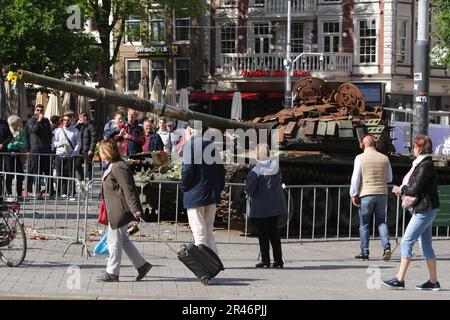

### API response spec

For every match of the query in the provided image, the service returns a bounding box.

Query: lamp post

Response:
[284,52,324,108]
[204,74,217,115]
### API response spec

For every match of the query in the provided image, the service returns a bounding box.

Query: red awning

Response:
[189,91,268,101]
[266,92,284,99]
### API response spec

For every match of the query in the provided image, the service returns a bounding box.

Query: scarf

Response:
[251,159,279,176]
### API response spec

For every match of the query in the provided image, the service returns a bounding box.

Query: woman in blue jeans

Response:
[383,136,441,290]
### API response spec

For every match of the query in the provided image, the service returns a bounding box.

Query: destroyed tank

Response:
[17,71,450,235]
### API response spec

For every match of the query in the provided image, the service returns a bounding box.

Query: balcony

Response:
[265,0,317,18]
[217,52,353,79]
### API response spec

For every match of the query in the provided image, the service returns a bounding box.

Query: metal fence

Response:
[2,169,449,259]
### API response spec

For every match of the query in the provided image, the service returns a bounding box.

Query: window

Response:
[221,23,237,54]
[151,59,166,90]
[323,21,340,53]
[397,20,409,64]
[220,0,238,6]
[150,11,165,43]
[175,11,190,41]
[359,19,377,63]
[126,60,141,92]
[253,23,271,54]
[176,59,190,90]
[291,23,304,54]
[124,16,141,44]
[253,0,265,5]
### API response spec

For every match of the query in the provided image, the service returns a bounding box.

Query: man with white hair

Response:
[350,134,393,261]
[180,120,225,255]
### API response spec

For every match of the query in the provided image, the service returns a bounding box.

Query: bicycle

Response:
[0,202,27,267]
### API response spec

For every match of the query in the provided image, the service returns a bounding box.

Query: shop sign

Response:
[241,70,311,77]
[136,45,178,56]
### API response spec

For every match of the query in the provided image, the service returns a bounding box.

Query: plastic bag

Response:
[93,232,109,256]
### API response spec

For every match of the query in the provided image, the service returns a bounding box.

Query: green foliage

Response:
[0,0,101,76]
[431,0,450,67]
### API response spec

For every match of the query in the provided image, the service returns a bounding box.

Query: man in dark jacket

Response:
[75,112,97,181]
[25,104,54,197]
[0,118,13,196]
[180,121,225,255]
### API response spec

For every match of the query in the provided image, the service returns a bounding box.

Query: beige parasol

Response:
[149,76,163,123]
[44,92,63,119]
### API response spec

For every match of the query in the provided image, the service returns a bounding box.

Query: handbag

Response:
[93,232,109,256]
[402,195,418,210]
[98,201,109,225]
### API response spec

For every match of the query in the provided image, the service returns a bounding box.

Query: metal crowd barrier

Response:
[2,169,448,259]
[0,171,89,257]
[81,180,450,249]
[0,152,101,192]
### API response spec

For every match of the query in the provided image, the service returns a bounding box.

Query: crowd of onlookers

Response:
[0,104,182,200]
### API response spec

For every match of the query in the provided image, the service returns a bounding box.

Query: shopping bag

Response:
[98,202,109,225]
[93,232,109,256]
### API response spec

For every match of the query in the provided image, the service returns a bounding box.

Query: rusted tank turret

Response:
[17,70,450,234]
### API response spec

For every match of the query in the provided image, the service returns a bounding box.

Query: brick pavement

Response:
[1,228,450,300]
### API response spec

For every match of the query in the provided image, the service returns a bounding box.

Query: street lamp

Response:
[204,74,217,115]
[284,52,324,109]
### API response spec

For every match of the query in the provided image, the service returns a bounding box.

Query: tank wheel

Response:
[336,83,365,114]
[201,277,210,286]
[293,77,332,103]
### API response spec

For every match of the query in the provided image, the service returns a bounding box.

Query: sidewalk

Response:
[1,230,449,300]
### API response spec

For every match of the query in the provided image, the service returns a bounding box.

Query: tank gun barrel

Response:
[18,70,258,130]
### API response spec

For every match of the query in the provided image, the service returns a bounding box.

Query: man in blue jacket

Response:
[180,121,225,255]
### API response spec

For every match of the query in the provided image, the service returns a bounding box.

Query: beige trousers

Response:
[187,204,218,255]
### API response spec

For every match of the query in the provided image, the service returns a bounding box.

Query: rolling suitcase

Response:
[177,243,224,285]
[137,218,224,285]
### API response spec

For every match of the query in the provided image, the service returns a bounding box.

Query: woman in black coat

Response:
[383,136,441,290]
[245,144,287,268]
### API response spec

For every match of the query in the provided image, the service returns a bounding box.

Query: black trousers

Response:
[253,215,283,264]
[27,152,54,194]
[54,156,75,196]
[5,154,24,195]
[75,153,93,182]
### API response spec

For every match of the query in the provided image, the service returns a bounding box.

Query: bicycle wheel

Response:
[0,211,27,267]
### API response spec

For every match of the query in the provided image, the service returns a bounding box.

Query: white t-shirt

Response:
[157,130,172,152]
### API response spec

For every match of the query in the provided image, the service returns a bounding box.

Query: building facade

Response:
[114,5,206,96]
[111,1,449,120]
[200,0,449,119]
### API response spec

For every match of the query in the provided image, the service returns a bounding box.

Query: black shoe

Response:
[382,278,405,289]
[382,248,392,261]
[255,262,270,268]
[136,262,152,281]
[271,262,284,268]
[96,272,119,282]
[416,280,441,291]
[354,254,369,261]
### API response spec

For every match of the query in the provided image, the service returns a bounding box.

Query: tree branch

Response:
[109,20,125,68]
